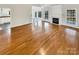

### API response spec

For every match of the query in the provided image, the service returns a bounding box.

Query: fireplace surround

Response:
[52,18,59,24]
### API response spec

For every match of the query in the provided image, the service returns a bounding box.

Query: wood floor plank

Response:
[0,22,79,55]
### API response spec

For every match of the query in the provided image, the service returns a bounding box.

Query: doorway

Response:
[0,8,11,30]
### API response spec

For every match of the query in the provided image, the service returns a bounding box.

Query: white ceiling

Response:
[32,4,60,7]
[32,4,45,7]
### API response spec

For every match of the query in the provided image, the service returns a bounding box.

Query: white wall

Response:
[51,5,62,24]
[41,5,54,23]
[0,4,32,27]
[11,5,32,27]
[0,4,78,28]
[41,5,52,23]
[32,5,52,23]
[41,5,62,24]
[32,6,41,19]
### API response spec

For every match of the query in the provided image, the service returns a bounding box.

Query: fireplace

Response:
[52,18,59,24]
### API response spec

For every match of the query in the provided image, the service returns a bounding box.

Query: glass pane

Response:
[45,11,48,19]
[38,11,42,18]
[35,12,37,17]
[67,9,76,25]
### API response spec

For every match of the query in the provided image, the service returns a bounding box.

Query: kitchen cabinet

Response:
[0,16,10,24]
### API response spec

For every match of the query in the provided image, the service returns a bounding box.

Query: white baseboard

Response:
[11,22,32,28]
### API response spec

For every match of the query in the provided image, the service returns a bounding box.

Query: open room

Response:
[0,4,79,55]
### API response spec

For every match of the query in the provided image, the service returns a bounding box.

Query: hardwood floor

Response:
[0,23,10,54]
[0,21,79,55]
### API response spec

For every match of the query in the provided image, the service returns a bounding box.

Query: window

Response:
[38,11,42,18]
[67,9,76,24]
[35,12,37,17]
[45,11,48,19]
[0,8,10,16]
